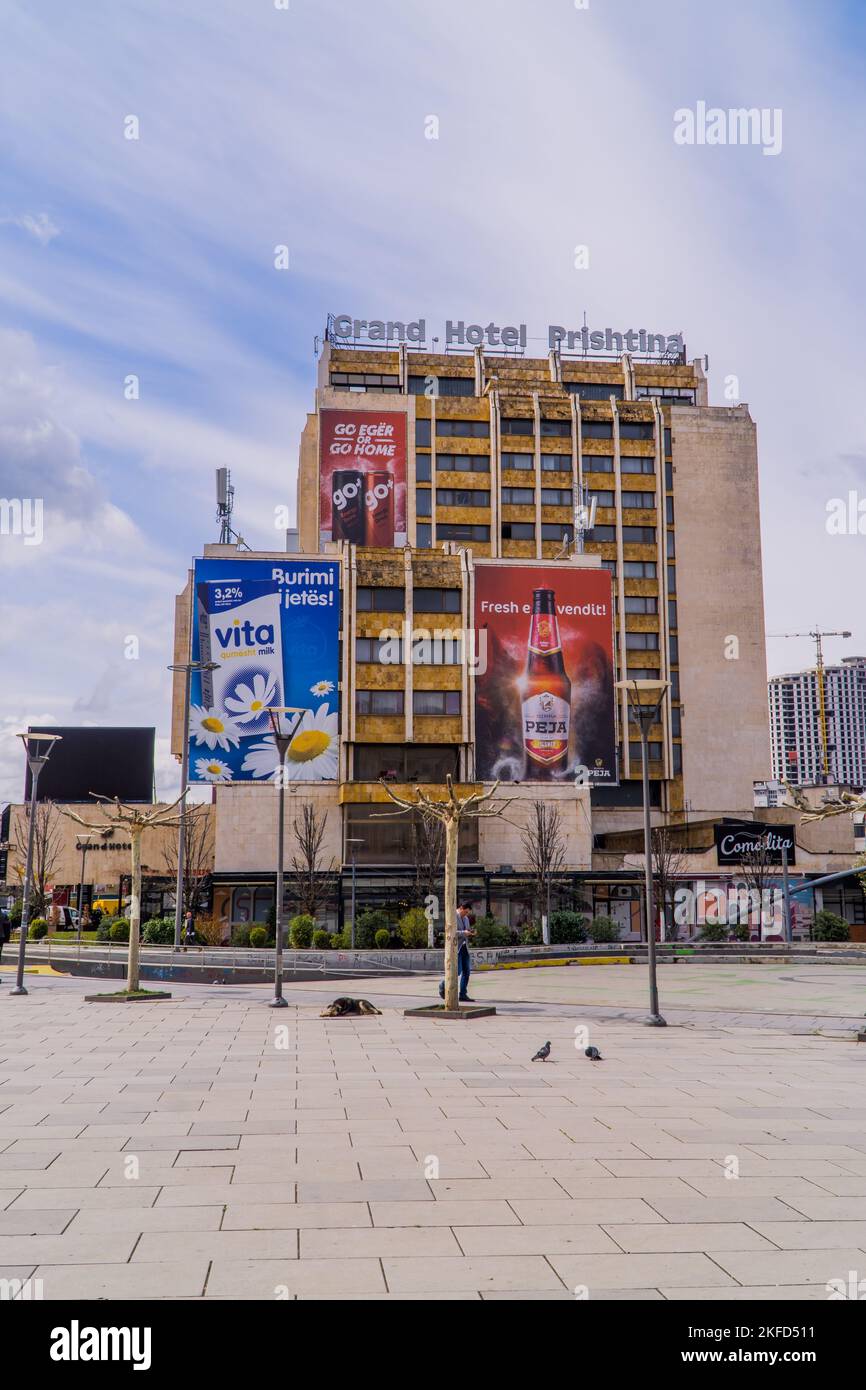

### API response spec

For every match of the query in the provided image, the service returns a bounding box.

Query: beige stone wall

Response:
[213,783,342,873]
[673,405,770,817]
[478,784,593,871]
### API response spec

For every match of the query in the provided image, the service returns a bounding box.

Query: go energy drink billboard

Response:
[188,557,340,784]
[474,564,616,784]
[319,408,407,548]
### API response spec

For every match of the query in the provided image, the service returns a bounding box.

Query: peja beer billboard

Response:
[319,408,407,548]
[187,557,340,785]
[474,565,616,784]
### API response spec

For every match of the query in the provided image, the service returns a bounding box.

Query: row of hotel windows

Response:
[415,522,660,543]
[356,583,673,612]
[355,612,671,666]
[418,454,666,477]
[417,419,656,441]
[331,374,696,409]
[355,691,680,724]
[415,485,657,508]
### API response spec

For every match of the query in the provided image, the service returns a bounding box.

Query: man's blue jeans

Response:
[458,944,471,999]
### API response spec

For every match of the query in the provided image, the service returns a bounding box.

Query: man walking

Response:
[439,901,475,1003]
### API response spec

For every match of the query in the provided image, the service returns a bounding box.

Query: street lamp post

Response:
[616,680,669,1027]
[75,836,94,956]
[267,708,305,1009]
[12,732,62,996]
[345,838,364,949]
[168,659,218,951]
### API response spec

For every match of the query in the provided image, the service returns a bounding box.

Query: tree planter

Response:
[404,1004,496,1020]
[85,991,172,1003]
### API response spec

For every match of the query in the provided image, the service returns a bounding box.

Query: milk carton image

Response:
[196,579,283,735]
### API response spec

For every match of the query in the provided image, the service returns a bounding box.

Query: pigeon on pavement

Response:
[585,1045,603,1061]
[532,1041,552,1062]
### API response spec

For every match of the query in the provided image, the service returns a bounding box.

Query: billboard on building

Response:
[188,557,340,784]
[319,408,407,548]
[23,727,155,803]
[473,564,616,784]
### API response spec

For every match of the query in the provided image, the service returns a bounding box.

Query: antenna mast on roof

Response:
[215,468,251,549]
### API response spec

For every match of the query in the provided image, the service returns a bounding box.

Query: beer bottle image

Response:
[521,588,571,780]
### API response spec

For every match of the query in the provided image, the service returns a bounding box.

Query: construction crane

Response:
[772,629,852,783]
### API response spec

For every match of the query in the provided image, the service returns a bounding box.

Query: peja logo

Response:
[50,1320,152,1370]
[214,619,275,649]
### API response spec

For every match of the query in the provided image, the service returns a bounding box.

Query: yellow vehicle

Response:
[92,898,120,915]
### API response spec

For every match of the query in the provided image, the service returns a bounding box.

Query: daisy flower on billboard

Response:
[225,672,277,725]
[310,679,335,698]
[190,705,241,751]
[241,735,281,781]
[283,704,339,781]
[194,757,233,783]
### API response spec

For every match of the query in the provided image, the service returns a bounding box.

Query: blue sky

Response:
[1,0,864,802]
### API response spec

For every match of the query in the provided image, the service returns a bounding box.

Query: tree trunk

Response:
[443,815,460,1011]
[127,829,142,993]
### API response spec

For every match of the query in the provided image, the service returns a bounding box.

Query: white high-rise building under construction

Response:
[769,656,866,787]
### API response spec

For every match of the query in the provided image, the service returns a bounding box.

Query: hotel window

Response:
[583,455,613,473]
[436,419,489,438]
[582,421,614,440]
[356,689,405,716]
[666,530,675,557]
[541,453,571,472]
[622,526,656,543]
[501,522,535,540]
[667,564,676,593]
[436,489,489,508]
[664,428,672,454]
[669,636,679,664]
[416,454,431,482]
[413,690,461,716]
[619,421,655,440]
[629,741,663,761]
[541,523,573,542]
[436,453,490,472]
[672,744,682,774]
[416,523,432,548]
[540,420,571,437]
[408,375,474,397]
[416,419,431,446]
[329,372,401,393]
[566,382,625,401]
[502,487,535,505]
[413,588,461,613]
[671,707,682,737]
[637,386,696,405]
[625,668,656,679]
[540,488,573,505]
[356,586,405,611]
[620,457,655,474]
[354,743,459,782]
[411,635,463,665]
[621,491,656,509]
[670,671,680,700]
[501,418,535,435]
[590,525,616,541]
[416,489,432,517]
[665,462,673,490]
[591,491,614,506]
[355,637,403,664]
[436,523,490,541]
[665,497,675,524]
[623,561,657,578]
[626,632,660,649]
[623,596,658,614]
[668,599,678,628]
[502,452,533,470]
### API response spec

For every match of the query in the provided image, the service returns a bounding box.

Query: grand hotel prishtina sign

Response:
[330,314,684,356]
[714,822,796,866]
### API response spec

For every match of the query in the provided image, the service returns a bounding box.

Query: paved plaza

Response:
[2,965,866,1300]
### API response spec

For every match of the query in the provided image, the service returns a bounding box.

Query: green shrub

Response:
[730,923,751,942]
[143,917,175,945]
[28,917,49,940]
[109,919,130,942]
[9,904,22,929]
[813,910,850,942]
[473,913,510,947]
[96,920,111,942]
[333,928,351,949]
[399,907,430,948]
[374,928,391,949]
[520,922,542,945]
[249,926,269,949]
[355,909,388,949]
[588,916,620,944]
[289,914,315,948]
[699,921,728,942]
[231,923,252,947]
[312,929,332,950]
[549,910,588,944]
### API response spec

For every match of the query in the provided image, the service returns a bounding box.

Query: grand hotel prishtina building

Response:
[171,325,773,935]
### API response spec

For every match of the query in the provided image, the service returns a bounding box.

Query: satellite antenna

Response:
[215,468,251,549]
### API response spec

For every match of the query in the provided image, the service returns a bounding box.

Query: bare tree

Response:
[520,800,566,929]
[61,796,186,993]
[11,801,63,918]
[737,837,778,932]
[648,825,690,941]
[161,804,214,915]
[379,776,511,1011]
[287,802,338,919]
[409,812,445,905]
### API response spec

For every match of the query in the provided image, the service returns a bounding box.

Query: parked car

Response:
[51,906,79,930]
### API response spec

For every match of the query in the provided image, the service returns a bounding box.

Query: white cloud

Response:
[0,212,60,245]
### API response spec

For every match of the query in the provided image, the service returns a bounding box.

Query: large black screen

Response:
[23,727,155,803]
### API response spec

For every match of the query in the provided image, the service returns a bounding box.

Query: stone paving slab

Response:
[4,973,866,1299]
